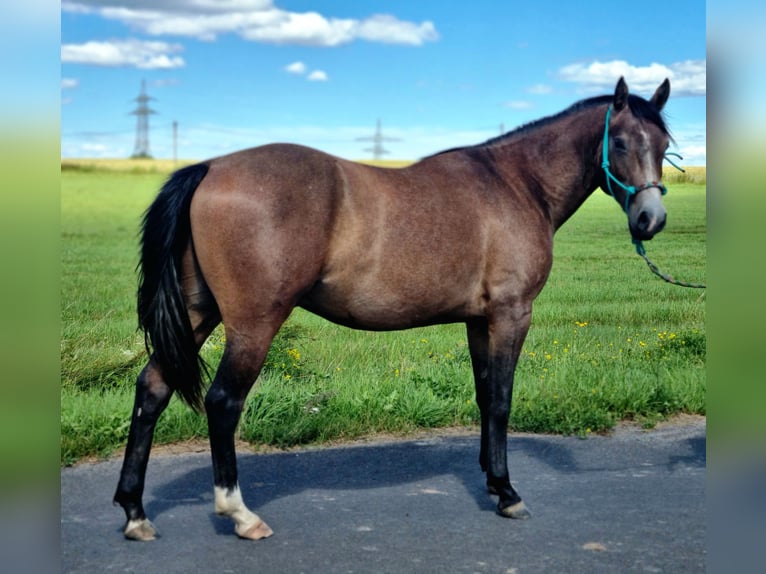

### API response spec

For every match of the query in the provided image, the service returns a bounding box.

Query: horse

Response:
[114,77,673,541]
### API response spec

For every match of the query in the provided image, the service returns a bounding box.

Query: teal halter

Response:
[601,103,693,267]
[601,104,684,214]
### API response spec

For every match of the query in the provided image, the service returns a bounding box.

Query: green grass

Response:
[61,166,706,465]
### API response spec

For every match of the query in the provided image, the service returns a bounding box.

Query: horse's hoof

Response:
[236,519,274,540]
[124,518,158,541]
[497,500,532,520]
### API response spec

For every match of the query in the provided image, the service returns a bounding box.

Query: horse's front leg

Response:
[484,304,533,519]
[467,319,490,472]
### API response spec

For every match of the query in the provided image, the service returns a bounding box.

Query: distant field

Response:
[61,157,704,179]
[60,162,706,464]
[61,158,196,174]
[59,157,415,172]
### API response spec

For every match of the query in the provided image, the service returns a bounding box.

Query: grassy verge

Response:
[61,166,705,465]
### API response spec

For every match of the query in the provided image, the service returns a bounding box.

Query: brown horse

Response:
[114,77,672,541]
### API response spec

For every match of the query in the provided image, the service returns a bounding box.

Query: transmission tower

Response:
[356,119,401,160]
[130,80,157,159]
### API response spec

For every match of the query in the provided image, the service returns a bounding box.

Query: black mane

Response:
[424,93,669,159]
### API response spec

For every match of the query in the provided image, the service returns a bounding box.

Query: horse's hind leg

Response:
[205,321,284,540]
[113,360,173,540]
[114,293,220,540]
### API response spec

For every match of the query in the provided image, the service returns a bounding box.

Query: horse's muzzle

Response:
[631,208,667,241]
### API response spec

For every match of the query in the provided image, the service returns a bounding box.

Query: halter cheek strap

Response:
[601,105,682,213]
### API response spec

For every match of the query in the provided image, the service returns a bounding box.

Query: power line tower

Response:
[172,120,178,164]
[130,80,157,159]
[356,119,400,160]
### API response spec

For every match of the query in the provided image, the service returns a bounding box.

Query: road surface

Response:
[62,418,705,573]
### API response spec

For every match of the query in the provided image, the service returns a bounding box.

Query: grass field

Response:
[60,160,706,465]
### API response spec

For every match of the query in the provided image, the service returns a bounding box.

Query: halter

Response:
[601,104,684,214]
[601,105,703,288]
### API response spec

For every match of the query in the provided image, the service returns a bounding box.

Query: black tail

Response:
[138,162,210,411]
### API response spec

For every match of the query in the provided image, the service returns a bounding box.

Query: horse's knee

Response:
[204,385,242,416]
[114,363,171,514]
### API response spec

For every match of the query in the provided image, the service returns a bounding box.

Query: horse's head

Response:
[601,77,671,241]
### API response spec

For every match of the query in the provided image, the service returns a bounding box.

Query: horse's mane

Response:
[424,93,669,159]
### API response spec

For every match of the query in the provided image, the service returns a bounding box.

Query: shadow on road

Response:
[143,428,705,536]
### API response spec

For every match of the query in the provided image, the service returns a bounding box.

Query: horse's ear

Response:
[613,77,629,111]
[650,78,671,111]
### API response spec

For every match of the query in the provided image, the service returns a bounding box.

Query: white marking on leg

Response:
[124,518,157,541]
[214,484,273,540]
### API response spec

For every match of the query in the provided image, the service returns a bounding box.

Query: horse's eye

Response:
[614,137,627,152]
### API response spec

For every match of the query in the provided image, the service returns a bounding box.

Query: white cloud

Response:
[285,61,307,75]
[62,1,439,47]
[61,78,79,89]
[667,124,706,166]
[504,100,532,110]
[666,60,707,97]
[61,39,185,69]
[307,70,328,82]
[285,61,328,81]
[62,1,274,12]
[558,59,706,97]
[527,83,552,95]
[61,1,93,14]
[81,142,110,153]
[679,144,706,165]
[240,11,357,46]
[151,78,181,87]
[356,14,438,45]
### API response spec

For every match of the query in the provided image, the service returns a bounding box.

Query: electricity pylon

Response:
[356,119,400,160]
[130,80,156,159]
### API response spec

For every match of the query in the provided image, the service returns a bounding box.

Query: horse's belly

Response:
[298,274,481,331]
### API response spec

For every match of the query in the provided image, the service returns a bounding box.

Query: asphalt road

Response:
[61,418,705,573]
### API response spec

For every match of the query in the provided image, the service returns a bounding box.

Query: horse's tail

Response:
[138,162,211,412]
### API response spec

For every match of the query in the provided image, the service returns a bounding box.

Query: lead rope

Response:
[602,106,706,289]
[632,239,706,289]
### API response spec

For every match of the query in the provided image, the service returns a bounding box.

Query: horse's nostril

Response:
[638,211,650,230]
[635,210,666,238]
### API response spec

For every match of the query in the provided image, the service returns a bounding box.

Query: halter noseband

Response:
[601,104,683,213]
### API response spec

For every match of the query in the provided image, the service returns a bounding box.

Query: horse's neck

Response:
[490,105,606,230]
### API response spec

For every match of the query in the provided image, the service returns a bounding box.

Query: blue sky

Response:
[61,0,706,164]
